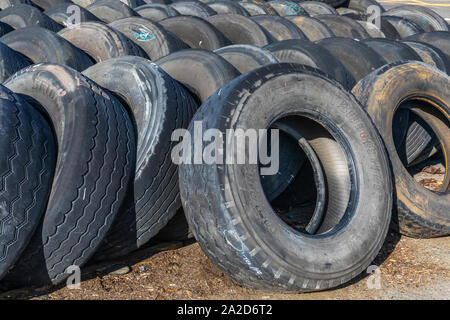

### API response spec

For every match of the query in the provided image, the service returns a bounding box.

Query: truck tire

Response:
[170,1,216,18]
[159,15,229,50]
[58,22,149,63]
[0,85,56,280]
[402,40,449,74]
[0,4,63,32]
[251,15,308,41]
[316,37,386,83]
[352,61,450,238]
[361,38,422,64]
[85,0,140,23]
[3,63,136,287]
[207,1,250,16]
[44,3,101,27]
[179,63,392,292]
[214,44,278,73]
[406,32,450,62]
[238,0,278,16]
[134,4,180,22]
[267,1,309,17]
[0,27,94,72]
[83,56,197,259]
[298,1,337,16]
[155,49,240,103]
[315,14,370,39]
[381,15,424,38]
[0,42,31,83]
[0,0,32,10]
[284,15,334,41]
[265,39,355,89]
[109,17,187,61]
[205,13,271,47]
[383,5,449,32]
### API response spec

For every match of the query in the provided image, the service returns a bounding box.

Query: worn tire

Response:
[383,5,449,32]
[179,63,392,292]
[134,4,180,22]
[405,32,450,63]
[0,42,31,83]
[109,17,186,61]
[381,15,424,39]
[298,1,337,16]
[30,0,73,11]
[267,1,309,17]
[214,44,278,73]
[251,15,308,41]
[170,1,216,17]
[207,1,250,16]
[316,37,386,83]
[156,49,240,102]
[159,15,229,50]
[315,14,370,39]
[238,0,278,16]
[206,13,271,47]
[0,4,63,32]
[361,38,422,64]
[265,39,355,89]
[153,208,193,242]
[0,85,56,280]
[58,22,149,63]
[352,61,450,238]
[284,15,334,41]
[0,0,32,10]
[0,27,94,72]
[83,56,197,259]
[346,0,385,13]
[44,3,101,27]
[85,0,140,23]
[357,21,385,38]
[402,40,449,74]
[3,63,136,287]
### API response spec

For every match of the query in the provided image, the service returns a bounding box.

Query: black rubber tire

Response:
[44,3,102,27]
[0,84,56,281]
[316,37,386,83]
[251,15,308,41]
[30,0,72,11]
[71,0,95,7]
[0,22,13,37]
[179,63,392,292]
[298,1,338,16]
[155,49,240,103]
[0,4,63,32]
[85,0,140,23]
[109,17,187,61]
[311,0,347,7]
[0,42,31,83]
[267,1,309,17]
[402,40,449,74]
[0,27,94,72]
[134,4,180,22]
[238,0,278,16]
[205,13,271,47]
[284,15,334,41]
[265,39,355,89]
[214,44,278,73]
[405,32,450,63]
[58,22,149,63]
[169,1,216,17]
[315,14,370,39]
[383,5,449,32]
[115,0,147,8]
[346,0,385,13]
[352,61,450,238]
[0,0,31,10]
[3,63,136,287]
[381,15,424,39]
[356,20,385,38]
[153,208,193,242]
[159,15,229,50]
[207,0,250,16]
[83,56,197,259]
[379,18,402,40]
[361,38,422,64]
[336,7,367,20]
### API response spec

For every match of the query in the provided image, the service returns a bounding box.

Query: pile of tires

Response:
[0,0,448,293]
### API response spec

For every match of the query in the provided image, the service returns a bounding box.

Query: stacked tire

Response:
[0,0,447,294]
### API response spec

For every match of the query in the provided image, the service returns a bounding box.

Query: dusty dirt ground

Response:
[0,233,448,300]
[0,161,448,300]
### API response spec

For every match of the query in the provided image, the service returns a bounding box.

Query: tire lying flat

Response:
[83,56,197,259]
[179,63,392,292]
[0,84,56,280]
[3,63,136,287]
[352,61,450,238]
